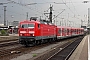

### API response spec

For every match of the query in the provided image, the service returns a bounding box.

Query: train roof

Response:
[57,26,72,28]
[57,26,84,30]
[20,20,55,25]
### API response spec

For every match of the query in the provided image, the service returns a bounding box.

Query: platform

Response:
[68,35,89,60]
[9,34,19,36]
[0,34,18,42]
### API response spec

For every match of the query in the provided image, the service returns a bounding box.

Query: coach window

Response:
[64,29,66,33]
[62,29,64,33]
[75,29,76,33]
[65,29,67,33]
[71,29,73,32]
[67,29,69,33]
[58,29,61,34]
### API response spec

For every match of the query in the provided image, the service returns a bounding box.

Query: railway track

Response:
[0,39,20,59]
[47,37,83,60]
[0,39,18,47]
[0,39,18,43]
[0,36,84,60]
[0,45,22,57]
[0,42,58,60]
[0,39,21,58]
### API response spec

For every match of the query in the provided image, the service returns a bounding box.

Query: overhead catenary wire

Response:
[7,0,50,19]
[62,0,75,14]
[69,0,80,18]
[6,0,82,22]
[8,0,65,20]
[52,9,65,20]
[0,0,30,21]
[70,0,79,14]
[7,0,45,14]
[62,0,82,20]
[0,7,26,18]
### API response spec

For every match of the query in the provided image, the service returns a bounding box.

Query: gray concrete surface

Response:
[68,35,88,60]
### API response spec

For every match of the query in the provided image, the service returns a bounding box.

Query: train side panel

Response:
[18,20,57,46]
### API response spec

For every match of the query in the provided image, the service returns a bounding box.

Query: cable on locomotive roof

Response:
[30,17,38,21]
[40,19,52,25]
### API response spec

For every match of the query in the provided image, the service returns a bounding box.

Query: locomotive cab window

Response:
[28,24,34,28]
[38,24,40,29]
[21,24,27,28]
[20,24,34,28]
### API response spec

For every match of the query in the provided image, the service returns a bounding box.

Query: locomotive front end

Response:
[19,21,36,46]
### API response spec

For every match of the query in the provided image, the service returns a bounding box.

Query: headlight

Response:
[20,34,22,36]
[30,34,34,36]
[33,34,34,36]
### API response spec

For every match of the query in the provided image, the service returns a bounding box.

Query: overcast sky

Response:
[0,0,90,27]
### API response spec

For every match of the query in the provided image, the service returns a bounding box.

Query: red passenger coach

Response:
[66,27,72,36]
[79,28,84,35]
[18,19,57,46]
[56,26,62,39]
[56,26,66,39]
[56,26,72,39]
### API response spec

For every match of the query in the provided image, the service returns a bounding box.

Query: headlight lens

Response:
[20,34,22,36]
[33,34,34,36]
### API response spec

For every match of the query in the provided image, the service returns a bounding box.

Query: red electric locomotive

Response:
[18,18,57,46]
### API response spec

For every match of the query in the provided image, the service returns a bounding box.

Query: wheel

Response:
[25,40,36,47]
